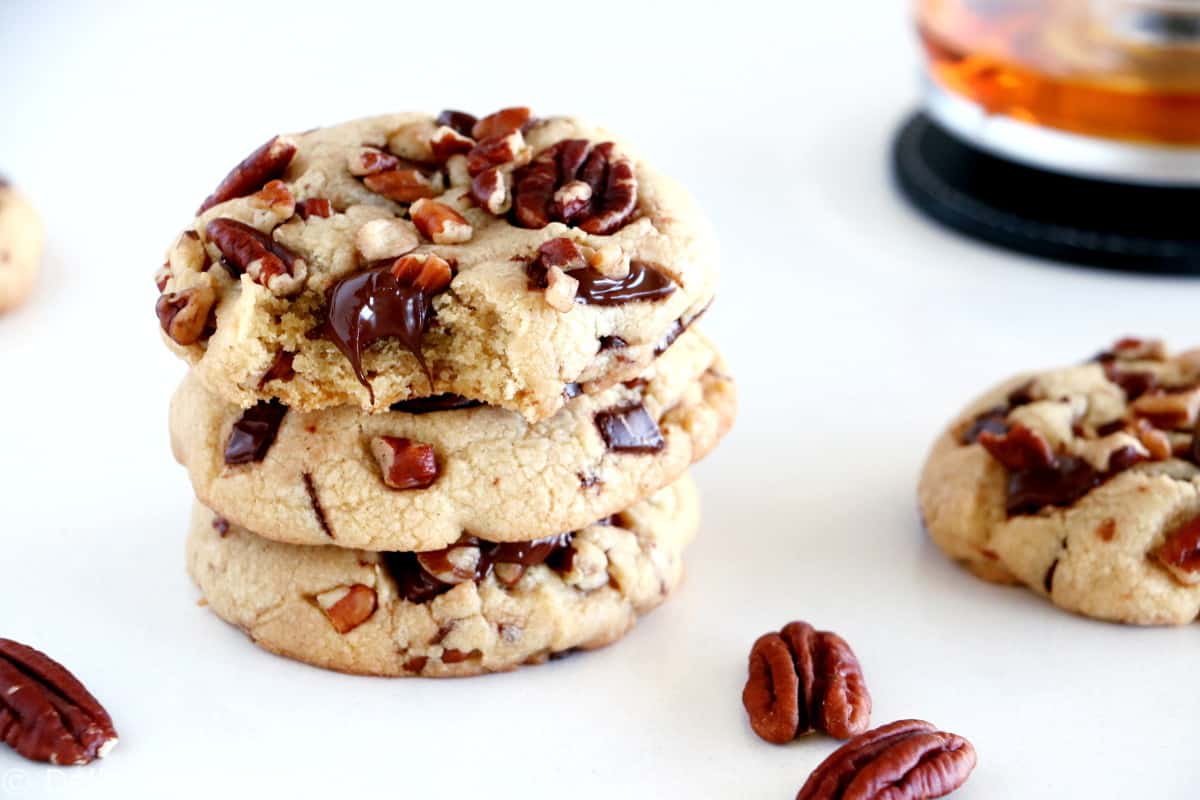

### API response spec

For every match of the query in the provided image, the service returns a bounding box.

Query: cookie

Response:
[919,338,1200,625]
[154,108,717,422]
[187,474,699,677]
[170,327,733,550]
[0,180,44,313]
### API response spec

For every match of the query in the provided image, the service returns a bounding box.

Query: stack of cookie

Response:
[156,107,735,676]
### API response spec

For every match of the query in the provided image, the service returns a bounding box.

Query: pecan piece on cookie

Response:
[315,584,378,633]
[1155,513,1200,585]
[0,638,118,765]
[206,218,307,296]
[743,620,871,743]
[198,135,296,214]
[156,285,215,346]
[795,719,977,800]
[511,139,638,233]
[371,435,439,490]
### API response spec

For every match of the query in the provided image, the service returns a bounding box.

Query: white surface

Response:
[0,2,1197,798]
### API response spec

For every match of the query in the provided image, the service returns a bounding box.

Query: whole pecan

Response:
[198,135,296,213]
[511,139,637,234]
[206,218,307,296]
[743,621,871,744]
[795,719,977,800]
[0,638,118,765]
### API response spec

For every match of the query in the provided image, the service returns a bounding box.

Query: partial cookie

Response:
[171,327,733,550]
[0,180,43,313]
[187,475,699,677]
[919,338,1200,625]
[154,108,717,422]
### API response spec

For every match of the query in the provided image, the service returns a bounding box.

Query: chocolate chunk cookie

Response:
[920,338,1200,624]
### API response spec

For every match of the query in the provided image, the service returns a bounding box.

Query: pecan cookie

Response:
[170,327,734,550]
[154,108,717,422]
[0,180,43,313]
[919,338,1200,625]
[186,475,699,677]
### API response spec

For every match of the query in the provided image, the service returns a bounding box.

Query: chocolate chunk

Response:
[573,261,675,306]
[1005,446,1143,516]
[436,110,478,138]
[595,403,666,453]
[382,552,453,604]
[1043,559,1059,593]
[303,473,334,539]
[598,335,627,351]
[257,350,295,388]
[388,393,483,414]
[224,400,288,465]
[322,265,439,400]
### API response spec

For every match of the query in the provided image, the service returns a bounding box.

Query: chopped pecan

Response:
[248,179,295,217]
[743,621,871,744]
[258,350,296,388]
[363,168,441,203]
[1155,514,1200,585]
[316,585,377,633]
[1132,387,1200,430]
[430,126,475,162]
[469,167,509,214]
[371,436,439,490]
[436,109,478,137]
[296,197,332,219]
[391,252,454,292]
[347,146,402,177]
[410,199,473,244]
[355,217,420,262]
[1135,419,1172,461]
[537,237,587,271]
[198,135,297,213]
[417,543,482,583]
[466,131,527,176]
[796,719,976,800]
[512,140,638,234]
[472,107,532,140]
[977,423,1055,471]
[156,285,216,346]
[0,638,118,765]
[205,218,307,296]
[543,265,579,312]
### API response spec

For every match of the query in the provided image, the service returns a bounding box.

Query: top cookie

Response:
[919,338,1200,625]
[154,108,717,422]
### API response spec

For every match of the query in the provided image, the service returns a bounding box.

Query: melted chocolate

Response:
[388,393,483,414]
[1005,446,1143,516]
[322,265,438,401]
[958,383,1038,444]
[595,403,666,453]
[382,532,576,603]
[573,261,676,306]
[224,400,288,465]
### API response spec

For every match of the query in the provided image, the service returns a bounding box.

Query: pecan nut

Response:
[1155,513,1200,585]
[315,584,378,633]
[0,638,118,765]
[410,199,473,244]
[512,140,638,234]
[371,435,439,490]
[198,135,296,214]
[156,286,216,346]
[795,719,977,800]
[743,621,871,744]
[206,218,307,296]
[430,126,475,163]
[347,146,402,177]
[295,197,333,220]
[472,106,532,140]
[363,168,441,203]
[466,131,527,177]
[469,167,510,214]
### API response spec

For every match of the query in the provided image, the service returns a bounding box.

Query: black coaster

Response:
[892,112,1200,275]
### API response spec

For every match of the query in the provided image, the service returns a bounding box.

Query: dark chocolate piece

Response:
[594,403,666,453]
[224,400,288,465]
[389,394,483,414]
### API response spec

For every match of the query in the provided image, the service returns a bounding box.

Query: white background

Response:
[2,1,1198,797]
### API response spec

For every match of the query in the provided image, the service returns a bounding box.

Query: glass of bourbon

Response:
[916,0,1200,183]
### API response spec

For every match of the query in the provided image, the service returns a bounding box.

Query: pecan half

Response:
[795,719,977,800]
[469,167,510,214]
[206,218,307,296]
[466,131,527,176]
[156,286,216,346]
[410,199,473,244]
[315,585,377,633]
[1155,513,1200,585]
[512,140,638,234]
[371,435,439,490]
[0,638,118,765]
[198,135,296,214]
[743,621,871,744]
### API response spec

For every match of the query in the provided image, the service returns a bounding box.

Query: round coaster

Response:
[891,112,1200,275]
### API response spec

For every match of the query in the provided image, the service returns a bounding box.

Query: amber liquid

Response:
[918,0,1200,144]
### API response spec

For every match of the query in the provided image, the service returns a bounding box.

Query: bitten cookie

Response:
[170,327,734,551]
[154,108,717,422]
[0,180,43,313]
[919,338,1200,625]
[187,475,700,677]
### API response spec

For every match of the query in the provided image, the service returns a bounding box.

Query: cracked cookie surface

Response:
[919,338,1200,625]
[155,110,717,422]
[170,328,734,550]
[186,475,699,677]
[0,181,43,313]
